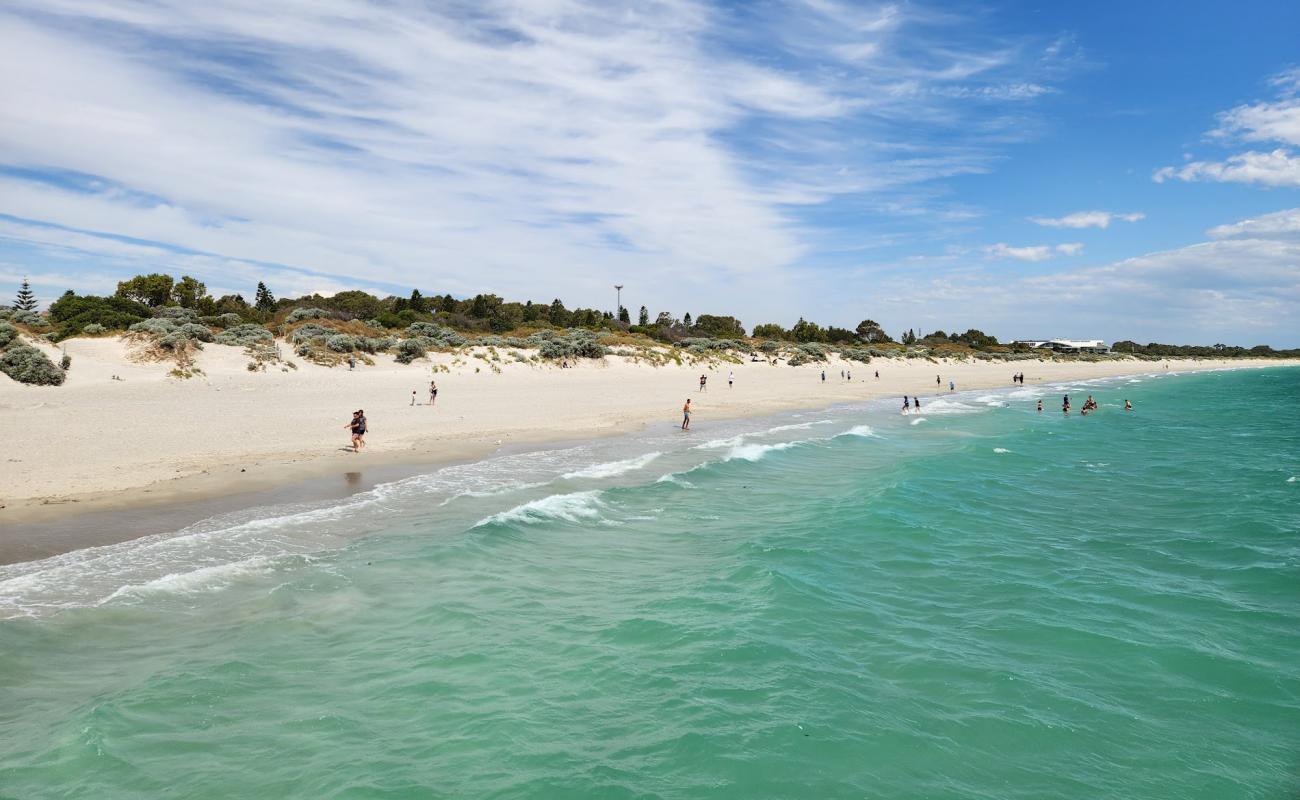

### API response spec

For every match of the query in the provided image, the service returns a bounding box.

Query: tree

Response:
[751,323,787,339]
[14,277,37,311]
[171,275,208,309]
[654,311,674,327]
[694,314,745,338]
[638,305,649,326]
[855,319,891,343]
[409,289,427,313]
[901,329,917,345]
[683,312,692,327]
[790,317,827,343]
[116,273,174,307]
[549,299,568,326]
[618,305,630,324]
[254,282,276,312]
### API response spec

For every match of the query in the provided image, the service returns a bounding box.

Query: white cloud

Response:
[1207,207,1300,239]
[1029,210,1145,229]
[0,0,1074,322]
[1154,149,1300,188]
[1156,68,1300,188]
[984,242,1083,261]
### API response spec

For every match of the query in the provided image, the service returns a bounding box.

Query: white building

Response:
[1013,339,1111,354]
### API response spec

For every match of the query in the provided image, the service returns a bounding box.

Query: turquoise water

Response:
[2,368,1298,798]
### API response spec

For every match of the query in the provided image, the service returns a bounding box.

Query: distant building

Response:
[1013,339,1111,354]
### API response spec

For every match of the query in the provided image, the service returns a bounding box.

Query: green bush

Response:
[290,323,334,344]
[538,329,607,360]
[0,345,66,385]
[82,323,107,335]
[47,293,150,339]
[405,323,466,347]
[286,307,331,323]
[839,347,873,363]
[0,321,16,348]
[395,339,426,364]
[215,324,273,346]
[130,318,178,335]
[326,334,357,352]
[153,306,199,321]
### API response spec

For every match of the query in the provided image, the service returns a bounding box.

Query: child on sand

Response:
[682,399,691,430]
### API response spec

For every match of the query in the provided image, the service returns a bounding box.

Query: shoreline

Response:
[4,353,1296,542]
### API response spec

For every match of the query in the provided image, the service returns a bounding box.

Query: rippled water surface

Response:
[2,368,1298,798]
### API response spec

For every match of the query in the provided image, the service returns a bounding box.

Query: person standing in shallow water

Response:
[914,396,921,411]
[681,399,691,430]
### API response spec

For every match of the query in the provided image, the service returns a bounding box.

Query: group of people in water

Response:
[1036,394,1132,414]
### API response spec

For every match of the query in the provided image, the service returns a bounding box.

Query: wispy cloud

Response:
[1155,67,1300,188]
[0,0,1074,318]
[1029,210,1144,229]
[984,242,1083,261]
[1207,207,1300,239]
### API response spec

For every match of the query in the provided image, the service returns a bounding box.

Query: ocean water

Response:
[2,367,1298,798]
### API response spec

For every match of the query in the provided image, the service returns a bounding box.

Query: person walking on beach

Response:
[874,370,879,379]
[936,375,941,387]
[346,409,367,452]
[949,380,955,392]
[429,381,438,406]
[821,370,826,383]
[728,371,734,389]
[681,399,692,430]
[699,374,707,392]
[847,370,852,381]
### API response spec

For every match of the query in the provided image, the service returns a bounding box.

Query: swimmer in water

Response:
[1124,399,1132,411]
[1037,399,1043,412]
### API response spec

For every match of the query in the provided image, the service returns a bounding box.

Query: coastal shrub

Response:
[839,347,873,363]
[0,345,66,385]
[395,338,426,364]
[286,307,331,323]
[0,321,17,349]
[159,323,213,349]
[5,309,43,326]
[405,323,466,347]
[82,323,107,335]
[153,306,199,321]
[758,341,781,353]
[326,334,358,352]
[795,342,829,361]
[787,354,809,367]
[129,318,178,335]
[538,329,607,360]
[359,336,394,353]
[61,353,72,370]
[290,323,334,344]
[217,313,244,328]
[215,324,273,347]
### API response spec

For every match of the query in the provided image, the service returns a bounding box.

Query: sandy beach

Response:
[2,337,1293,524]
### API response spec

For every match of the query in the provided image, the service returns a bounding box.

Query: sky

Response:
[1,0,1298,346]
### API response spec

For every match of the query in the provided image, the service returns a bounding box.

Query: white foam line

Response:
[562,451,661,480]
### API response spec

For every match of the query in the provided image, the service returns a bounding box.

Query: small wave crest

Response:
[562,452,661,480]
[474,491,606,528]
[836,425,876,438]
[917,398,979,415]
[910,418,927,425]
[724,441,799,462]
[993,447,1011,454]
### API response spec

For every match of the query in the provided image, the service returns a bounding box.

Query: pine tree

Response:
[14,277,37,311]
[683,312,692,327]
[254,282,276,312]
[638,305,649,326]
[618,305,630,324]
[409,289,427,313]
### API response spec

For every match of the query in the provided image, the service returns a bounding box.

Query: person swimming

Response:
[1125,399,1132,411]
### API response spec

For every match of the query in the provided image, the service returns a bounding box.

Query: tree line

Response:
[12,273,1300,357]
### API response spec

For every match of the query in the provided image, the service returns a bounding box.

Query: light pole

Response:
[614,284,623,319]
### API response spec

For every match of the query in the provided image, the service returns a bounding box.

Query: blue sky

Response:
[2,0,1298,345]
